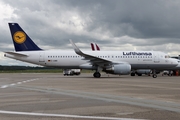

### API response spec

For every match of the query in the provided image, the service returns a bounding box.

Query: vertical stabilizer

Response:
[8,23,42,51]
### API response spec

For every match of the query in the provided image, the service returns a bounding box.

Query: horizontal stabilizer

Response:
[4,52,28,57]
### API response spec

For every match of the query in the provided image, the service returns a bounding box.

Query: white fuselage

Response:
[4,50,178,70]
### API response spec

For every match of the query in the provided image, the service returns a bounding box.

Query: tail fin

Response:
[8,23,42,51]
[90,43,100,51]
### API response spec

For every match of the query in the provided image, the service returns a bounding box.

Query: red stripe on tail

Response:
[91,43,95,51]
[95,44,100,50]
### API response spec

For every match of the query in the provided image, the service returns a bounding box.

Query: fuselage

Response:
[4,50,178,70]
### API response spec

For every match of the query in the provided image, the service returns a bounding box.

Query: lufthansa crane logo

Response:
[13,31,26,44]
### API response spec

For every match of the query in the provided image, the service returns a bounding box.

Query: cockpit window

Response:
[165,55,170,58]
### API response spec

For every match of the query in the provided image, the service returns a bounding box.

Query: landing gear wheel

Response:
[137,73,142,76]
[93,72,101,78]
[152,74,157,78]
[131,73,135,76]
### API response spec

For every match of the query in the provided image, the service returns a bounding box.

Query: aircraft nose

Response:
[171,58,179,66]
[175,60,180,67]
[176,63,180,68]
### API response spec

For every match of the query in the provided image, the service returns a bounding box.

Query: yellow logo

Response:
[13,31,26,44]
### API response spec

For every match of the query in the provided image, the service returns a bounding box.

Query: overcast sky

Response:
[1,0,180,66]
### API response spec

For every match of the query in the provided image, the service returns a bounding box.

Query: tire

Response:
[93,72,101,78]
[131,73,135,76]
[152,74,157,78]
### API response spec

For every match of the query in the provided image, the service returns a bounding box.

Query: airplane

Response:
[4,23,178,78]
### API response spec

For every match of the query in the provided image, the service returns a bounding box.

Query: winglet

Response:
[69,39,84,56]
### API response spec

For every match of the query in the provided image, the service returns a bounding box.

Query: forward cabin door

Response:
[154,52,159,63]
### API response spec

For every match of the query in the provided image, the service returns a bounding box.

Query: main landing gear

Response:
[93,67,101,78]
[131,72,135,76]
[93,72,101,78]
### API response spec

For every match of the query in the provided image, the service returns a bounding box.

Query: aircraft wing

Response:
[70,40,126,67]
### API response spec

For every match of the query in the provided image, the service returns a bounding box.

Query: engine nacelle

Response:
[103,63,131,75]
[136,69,151,74]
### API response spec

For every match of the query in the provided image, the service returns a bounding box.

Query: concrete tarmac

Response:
[0,73,180,120]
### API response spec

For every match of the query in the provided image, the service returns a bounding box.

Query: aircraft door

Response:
[154,52,159,63]
[39,52,45,62]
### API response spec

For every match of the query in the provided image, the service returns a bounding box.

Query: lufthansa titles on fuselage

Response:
[123,52,152,56]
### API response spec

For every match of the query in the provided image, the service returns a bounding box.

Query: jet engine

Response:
[103,63,131,75]
[136,69,151,74]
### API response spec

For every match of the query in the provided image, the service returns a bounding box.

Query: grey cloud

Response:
[1,0,180,52]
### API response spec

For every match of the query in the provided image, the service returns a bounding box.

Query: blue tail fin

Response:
[8,23,42,51]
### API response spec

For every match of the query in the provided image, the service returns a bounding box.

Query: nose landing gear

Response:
[152,70,157,78]
[152,74,157,78]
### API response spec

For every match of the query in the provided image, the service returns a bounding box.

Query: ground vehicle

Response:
[162,70,173,76]
[63,69,81,76]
